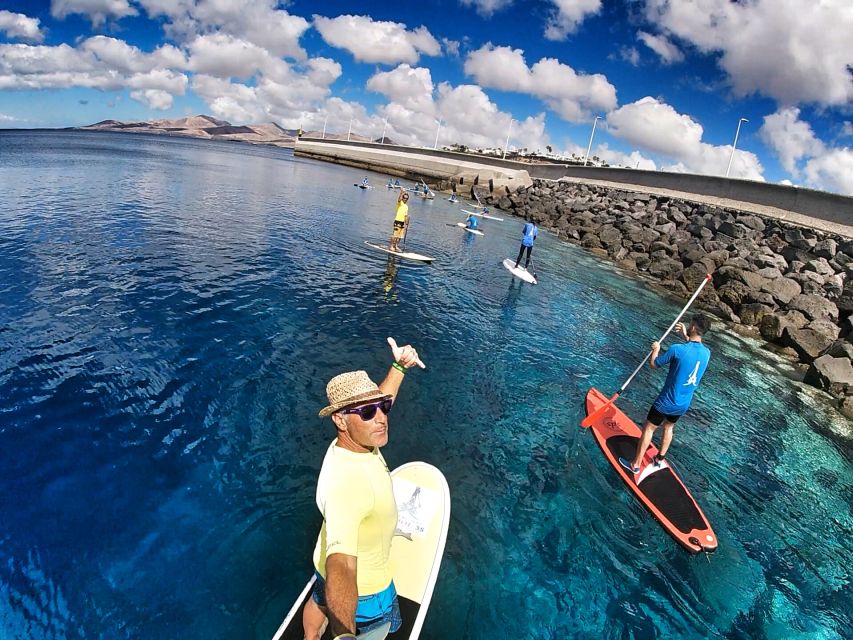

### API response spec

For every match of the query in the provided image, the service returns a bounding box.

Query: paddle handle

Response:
[617,273,711,393]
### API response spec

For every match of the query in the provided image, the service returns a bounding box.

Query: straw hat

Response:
[319,370,388,417]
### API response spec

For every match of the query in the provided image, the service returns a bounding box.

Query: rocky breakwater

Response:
[478,179,853,418]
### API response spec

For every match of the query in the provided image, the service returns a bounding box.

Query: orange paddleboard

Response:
[584,388,718,554]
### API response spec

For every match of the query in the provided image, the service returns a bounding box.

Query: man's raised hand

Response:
[387,337,426,369]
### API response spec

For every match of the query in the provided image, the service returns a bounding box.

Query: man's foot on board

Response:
[653,454,665,467]
[618,457,641,475]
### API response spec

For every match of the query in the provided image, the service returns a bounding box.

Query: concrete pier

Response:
[294,138,533,192]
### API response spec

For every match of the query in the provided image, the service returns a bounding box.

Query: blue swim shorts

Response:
[311,572,402,635]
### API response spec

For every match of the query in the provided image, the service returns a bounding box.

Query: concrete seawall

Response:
[295,138,533,191]
[296,138,852,228]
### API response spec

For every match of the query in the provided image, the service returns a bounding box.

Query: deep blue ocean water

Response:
[0,130,850,639]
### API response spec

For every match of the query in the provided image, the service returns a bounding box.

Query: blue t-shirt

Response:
[521,223,538,247]
[652,341,710,415]
[466,215,478,229]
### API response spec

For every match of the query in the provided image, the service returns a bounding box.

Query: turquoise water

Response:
[0,131,850,639]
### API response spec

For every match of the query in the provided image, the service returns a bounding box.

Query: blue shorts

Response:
[311,572,402,635]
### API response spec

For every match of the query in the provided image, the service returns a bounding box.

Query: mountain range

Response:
[78,115,387,147]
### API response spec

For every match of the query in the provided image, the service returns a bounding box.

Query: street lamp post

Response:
[583,116,602,166]
[322,114,328,139]
[725,117,749,178]
[433,119,443,149]
[381,117,388,145]
[502,118,514,159]
[347,117,353,142]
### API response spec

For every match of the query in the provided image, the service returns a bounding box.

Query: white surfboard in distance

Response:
[455,222,484,236]
[365,241,435,263]
[272,462,451,640]
[460,208,504,222]
[503,258,537,284]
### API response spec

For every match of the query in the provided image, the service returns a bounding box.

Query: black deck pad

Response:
[605,435,706,534]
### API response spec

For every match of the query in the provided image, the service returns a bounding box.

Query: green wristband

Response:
[391,361,407,374]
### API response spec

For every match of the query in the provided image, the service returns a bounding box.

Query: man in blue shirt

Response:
[514,217,538,269]
[465,212,479,230]
[619,315,711,476]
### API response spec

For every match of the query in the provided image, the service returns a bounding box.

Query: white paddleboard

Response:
[455,222,484,236]
[365,241,435,263]
[503,258,537,284]
[272,462,451,640]
[460,208,504,222]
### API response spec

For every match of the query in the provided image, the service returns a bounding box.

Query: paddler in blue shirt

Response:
[465,212,479,231]
[619,315,711,476]
[514,217,538,269]
[361,177,369,188]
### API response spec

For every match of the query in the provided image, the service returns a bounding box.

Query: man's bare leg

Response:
[631,421,658,469]
[657,423,675,460]
[302,598,328,640]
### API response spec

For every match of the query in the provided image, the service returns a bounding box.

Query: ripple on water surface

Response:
[0,131,850,640]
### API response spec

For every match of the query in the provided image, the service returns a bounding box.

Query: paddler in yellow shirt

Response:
[389,191,410,252]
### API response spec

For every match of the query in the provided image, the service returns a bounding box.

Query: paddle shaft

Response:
[616,273,711,394]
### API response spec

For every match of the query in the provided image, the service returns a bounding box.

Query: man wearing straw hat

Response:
[303,337,425,640]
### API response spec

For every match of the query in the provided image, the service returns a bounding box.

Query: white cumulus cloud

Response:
[187,33,272,79]
[594,143,657,170]
[365,63,548,152]
[759,107,853,195]
[130,88,173,109]
[804,148,853,196]
[0,39,187,109]
[544,0,602,40]
[136,0,310,60]
[637,31,683,64]
[759,107,825,175]
[464,43,617,122]
[50,0,137,26]
[643,0,853,107]
[607,96,764,179]
[459,0,514,17]
[313,14,440,65]
[0,10,44,42]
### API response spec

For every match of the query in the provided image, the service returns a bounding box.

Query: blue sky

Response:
[0,0,851,194]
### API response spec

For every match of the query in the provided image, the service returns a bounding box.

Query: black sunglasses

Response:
[341,398,393,421]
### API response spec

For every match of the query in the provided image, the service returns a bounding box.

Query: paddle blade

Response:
[580,392,619,428]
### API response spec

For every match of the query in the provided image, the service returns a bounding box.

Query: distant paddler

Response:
[464,211,480,232]
[389,191,410,253]
[514,216,538,270]
[362,177,370,188]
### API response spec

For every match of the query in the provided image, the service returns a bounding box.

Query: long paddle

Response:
[580,273,712,428]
